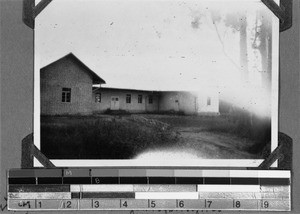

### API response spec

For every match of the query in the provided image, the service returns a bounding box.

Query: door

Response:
[111,96,120,110]
[175,99,179,112]
[174,95,180,112]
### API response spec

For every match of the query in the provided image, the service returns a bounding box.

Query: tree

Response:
[252,10,273,93]
[223,12,249,84]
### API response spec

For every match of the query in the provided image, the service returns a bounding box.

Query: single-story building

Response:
[92,88,219,115]
[40,53,220,116]
[92,87,160,113]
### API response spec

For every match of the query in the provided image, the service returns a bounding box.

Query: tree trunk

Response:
[258,11,272,93]
[240,16,249,84]
[238,15,252,128]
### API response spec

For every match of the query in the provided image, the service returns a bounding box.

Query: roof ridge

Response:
[40,53,106,84]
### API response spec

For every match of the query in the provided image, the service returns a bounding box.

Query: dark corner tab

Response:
[261,0,292,32]
[22,0,35,29]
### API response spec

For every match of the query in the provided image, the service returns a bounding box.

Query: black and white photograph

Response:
[35,0,279,166]
[2,0,300,212]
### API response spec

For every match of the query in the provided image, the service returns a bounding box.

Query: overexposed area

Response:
[35,0,279,167]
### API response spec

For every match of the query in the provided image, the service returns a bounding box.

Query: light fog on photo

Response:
[36,0,278,161]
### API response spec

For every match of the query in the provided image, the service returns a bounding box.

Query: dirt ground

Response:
[137,114,259,159]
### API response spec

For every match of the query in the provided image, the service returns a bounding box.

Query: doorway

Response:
[111,96,120,110]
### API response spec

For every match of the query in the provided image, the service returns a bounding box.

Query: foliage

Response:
[103,109,131,115]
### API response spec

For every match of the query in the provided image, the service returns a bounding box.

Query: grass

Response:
[41,113,271,159]
[41,116,179,159]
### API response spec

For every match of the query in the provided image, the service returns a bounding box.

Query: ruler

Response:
[7,168,291,211]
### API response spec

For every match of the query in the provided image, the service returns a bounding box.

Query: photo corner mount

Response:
[261,0,292,32]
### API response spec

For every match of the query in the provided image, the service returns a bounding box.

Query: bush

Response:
[103,109,131,115]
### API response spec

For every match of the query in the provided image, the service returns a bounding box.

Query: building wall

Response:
[93,89,159,113]
[145,93,159,112]
[158,91,197,114]
[41,58,93,115]
[196,91,220,115]
[158,91,219,115]
[93,90,220,115]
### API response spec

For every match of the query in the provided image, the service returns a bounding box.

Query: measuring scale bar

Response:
[7,169,291,211]
[8,199,290,211]
[8,184,290,211]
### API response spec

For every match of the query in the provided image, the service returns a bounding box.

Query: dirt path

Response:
[176,128,257,159]
[135,129,257,159]
[137,114,258,159]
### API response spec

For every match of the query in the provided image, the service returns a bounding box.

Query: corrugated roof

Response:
[40,53,106,84]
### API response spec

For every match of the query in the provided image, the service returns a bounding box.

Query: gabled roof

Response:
[41,53,106,84]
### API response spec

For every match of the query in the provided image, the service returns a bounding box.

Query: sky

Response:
[35,0,276,92]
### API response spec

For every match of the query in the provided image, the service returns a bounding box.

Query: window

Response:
[148,95,153,104]
[207,97,211,106]
[95,93,101,103]
[126,94,131,103]
[62,88,71,102]
[138,95,143,104]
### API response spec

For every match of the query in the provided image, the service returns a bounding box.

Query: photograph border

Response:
[34,0,280,167]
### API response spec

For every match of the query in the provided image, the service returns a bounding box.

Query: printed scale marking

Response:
[7,168,291,211]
